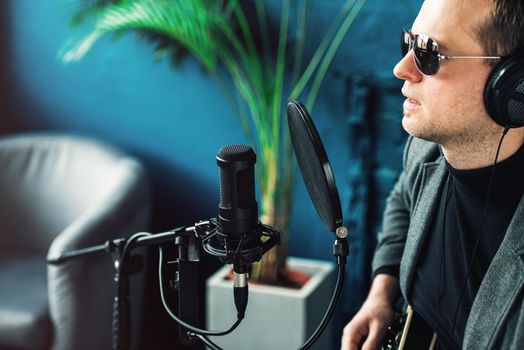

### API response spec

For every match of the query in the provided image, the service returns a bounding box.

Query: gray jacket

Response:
[372,136,524,349]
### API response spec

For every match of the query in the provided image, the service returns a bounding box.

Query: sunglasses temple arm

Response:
[439,55,501,60]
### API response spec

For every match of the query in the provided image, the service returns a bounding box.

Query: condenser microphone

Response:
[217,144,259,252]
[216,144,261,318]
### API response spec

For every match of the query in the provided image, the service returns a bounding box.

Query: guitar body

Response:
[382,305,437,350]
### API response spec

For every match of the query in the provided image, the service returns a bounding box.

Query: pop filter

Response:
[286,100,344,235]
[287,100,348,350]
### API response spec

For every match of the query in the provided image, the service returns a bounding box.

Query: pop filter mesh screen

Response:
[287,101,340,232]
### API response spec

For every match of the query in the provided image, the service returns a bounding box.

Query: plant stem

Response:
[210,70,256,147]
[306,0,368,111]
[288,0,355,100]
[291,0,309,86]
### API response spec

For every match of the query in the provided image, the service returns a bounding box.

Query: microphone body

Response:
[216,144,260,273]
[216,144,260,319]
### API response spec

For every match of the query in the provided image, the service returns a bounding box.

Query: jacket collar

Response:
[399,156,447,296]
[463,195,524,349]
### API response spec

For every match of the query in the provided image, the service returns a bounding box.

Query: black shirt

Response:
[410,143,524,349]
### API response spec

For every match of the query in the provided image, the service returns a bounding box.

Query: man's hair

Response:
[475,0,524,59]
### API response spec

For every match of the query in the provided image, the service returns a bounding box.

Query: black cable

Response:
[448,126,510,347]
[121,232,151,261]
[157,246,243,336]
[191,334,223,350]
[298,264,346,350]
[113,232,152,350]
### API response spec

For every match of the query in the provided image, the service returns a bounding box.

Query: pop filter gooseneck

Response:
[287,100,349,350]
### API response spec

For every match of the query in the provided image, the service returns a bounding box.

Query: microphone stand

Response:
[47,220,281,350]
[172,234,202,346]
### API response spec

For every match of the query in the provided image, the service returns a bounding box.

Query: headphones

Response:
[484,47,524,128]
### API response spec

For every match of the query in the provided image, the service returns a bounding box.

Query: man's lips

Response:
[403,98,420,111]
[401,90,421,111]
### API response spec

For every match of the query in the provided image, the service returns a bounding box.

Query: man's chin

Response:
[401,114,418,136]
[401,117,438,142]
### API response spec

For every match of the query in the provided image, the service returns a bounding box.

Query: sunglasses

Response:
[401,29,501,76]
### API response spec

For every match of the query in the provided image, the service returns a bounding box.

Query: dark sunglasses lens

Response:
[401,31,410,57]
[414,37,439,75]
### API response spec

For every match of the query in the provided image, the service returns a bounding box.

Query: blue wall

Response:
[0,0,422,347]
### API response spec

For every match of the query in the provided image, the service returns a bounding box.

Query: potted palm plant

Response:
[63,1,368,347]
[62,0,367,284]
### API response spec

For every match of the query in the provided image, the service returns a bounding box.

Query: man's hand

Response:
[340,274,400,350]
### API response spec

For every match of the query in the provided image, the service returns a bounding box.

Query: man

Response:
[341,0,524,349]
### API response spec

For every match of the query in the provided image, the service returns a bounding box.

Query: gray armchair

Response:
[0,133,151,350]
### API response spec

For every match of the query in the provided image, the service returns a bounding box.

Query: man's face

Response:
[394,0,501,147]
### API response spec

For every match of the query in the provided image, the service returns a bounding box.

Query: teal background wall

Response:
[0,0,422,348]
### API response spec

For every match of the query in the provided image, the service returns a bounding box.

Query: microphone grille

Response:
[220,171,232,208]
[218,144,255,161]
[217,144,256,210]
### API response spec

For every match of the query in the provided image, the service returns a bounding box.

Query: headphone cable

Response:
[447,126,510,348]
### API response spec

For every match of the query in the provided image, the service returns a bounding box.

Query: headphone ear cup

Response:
[484,49,524,128]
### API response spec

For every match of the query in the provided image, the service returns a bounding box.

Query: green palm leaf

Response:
[62,0,369,283]
[63,0,229,70]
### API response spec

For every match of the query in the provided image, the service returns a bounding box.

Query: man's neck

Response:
[441,128,524,170]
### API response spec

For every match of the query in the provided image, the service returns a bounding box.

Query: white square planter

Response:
[206,257,335,350]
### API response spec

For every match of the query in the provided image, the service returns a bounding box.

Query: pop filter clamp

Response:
[47,218,280,350]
